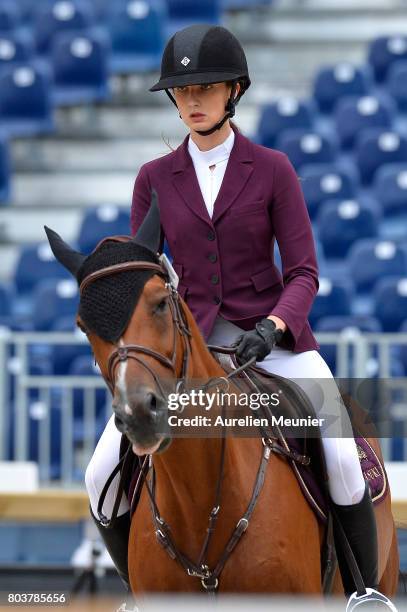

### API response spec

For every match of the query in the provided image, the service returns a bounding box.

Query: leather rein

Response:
[84,255,310,593]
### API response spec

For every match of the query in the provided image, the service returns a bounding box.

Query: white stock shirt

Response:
[187,129,235,219]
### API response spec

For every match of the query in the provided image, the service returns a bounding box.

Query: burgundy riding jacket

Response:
[130,125,320,353]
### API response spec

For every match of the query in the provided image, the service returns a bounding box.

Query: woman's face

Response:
[172,82,240,131]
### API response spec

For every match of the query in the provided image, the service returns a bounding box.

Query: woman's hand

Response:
[234,318,284,365]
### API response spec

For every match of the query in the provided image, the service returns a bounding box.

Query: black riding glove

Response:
[235,318,284,365]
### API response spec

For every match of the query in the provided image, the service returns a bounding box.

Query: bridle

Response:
[83,244,310,594]
[79,254,193,399]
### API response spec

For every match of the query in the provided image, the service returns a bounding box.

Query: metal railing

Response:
[0,330,406,485]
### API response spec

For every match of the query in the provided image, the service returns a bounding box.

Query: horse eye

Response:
[155,298,168,313]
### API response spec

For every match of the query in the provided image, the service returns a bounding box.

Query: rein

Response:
[87,255,311,593]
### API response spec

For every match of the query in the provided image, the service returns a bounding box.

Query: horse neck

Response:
[153,304,231,515]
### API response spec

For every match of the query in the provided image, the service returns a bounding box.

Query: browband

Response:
[79,261,167,295]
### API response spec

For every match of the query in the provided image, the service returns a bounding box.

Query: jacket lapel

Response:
[172,135,212,226]
[171,128,254,226]
[212,130,254,224]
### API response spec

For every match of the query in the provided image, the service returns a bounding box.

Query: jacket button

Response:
[211,274,219,285]
[208,253,217,263]
[213,296,221,305]
[207,230,215,241]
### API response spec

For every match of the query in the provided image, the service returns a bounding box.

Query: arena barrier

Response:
[0,331,406,484]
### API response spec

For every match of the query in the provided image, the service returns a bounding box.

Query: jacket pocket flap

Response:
[251,266,282,292]
[232,200,265,217]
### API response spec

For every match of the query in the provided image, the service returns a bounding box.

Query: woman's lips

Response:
[190,113,206,121]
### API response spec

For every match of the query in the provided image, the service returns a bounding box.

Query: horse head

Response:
[44,192,192,456]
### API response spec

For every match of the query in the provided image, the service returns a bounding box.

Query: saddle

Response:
[209,348,389,524]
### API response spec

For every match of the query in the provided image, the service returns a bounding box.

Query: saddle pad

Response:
[285,436,388,527]
[356,436,388,504]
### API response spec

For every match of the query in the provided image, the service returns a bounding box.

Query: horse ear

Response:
[133,189,161,254]
[44,226,86,279]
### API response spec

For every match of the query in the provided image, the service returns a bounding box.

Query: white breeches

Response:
[85,317,366,518]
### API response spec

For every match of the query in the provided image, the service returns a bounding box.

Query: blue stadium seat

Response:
[0,33,33,74]
[399,319,407,374]
[14,242,71,295]
[387,59,407,112]
[108,1,164,74]
[51,31,110,106]
[309,277,352,326]
[166,0,220,34]
[299,164,357,219]
[374,276,407,331]
[34,0,94,55]
[0,135,10,203]
[313,63,372,113]
[355,128,407,185]
[32,278,79,330]
[0,64,54,137]
[334,94,394,150]
[275,129,338,172]
[256,97,315,149]
[69,354,108,422]
[50,316,91,375]
[316,314,382,333]
[367,35,407,82]
[348,238,407,293]
[373,163,407,217]
[222,0,272,7]
[0,281,12,317]
[6,349,53,416]
[25,397,63,480]
[77,205,131,253]
[0,1,20,31]
[315,315,382,373]
[317,199,379,258]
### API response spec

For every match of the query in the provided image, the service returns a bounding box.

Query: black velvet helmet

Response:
[150,23,250,92]
[149,24,251,136]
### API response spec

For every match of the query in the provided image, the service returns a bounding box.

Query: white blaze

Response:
[117,338,131,414]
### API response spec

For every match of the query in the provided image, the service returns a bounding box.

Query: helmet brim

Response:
[149,72,250,92]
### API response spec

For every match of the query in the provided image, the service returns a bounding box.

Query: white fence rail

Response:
[0,331,406,485]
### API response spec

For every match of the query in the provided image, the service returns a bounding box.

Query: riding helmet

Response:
[149,24,251,135]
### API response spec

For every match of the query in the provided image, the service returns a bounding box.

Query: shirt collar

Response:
[188,129,235,167]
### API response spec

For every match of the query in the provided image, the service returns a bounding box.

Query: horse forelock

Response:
[77,239,160,343]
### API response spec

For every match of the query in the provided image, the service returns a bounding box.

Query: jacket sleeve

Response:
[130,164,164,251]
[268,153,319,347]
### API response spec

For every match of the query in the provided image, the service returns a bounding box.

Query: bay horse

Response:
[44,195,399,601]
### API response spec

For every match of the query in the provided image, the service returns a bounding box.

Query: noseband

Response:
[79,251,193,397]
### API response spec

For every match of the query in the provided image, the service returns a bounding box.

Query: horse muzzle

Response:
[113,387,169,454]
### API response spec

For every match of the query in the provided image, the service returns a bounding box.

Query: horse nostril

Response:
[147,392,157,412]
[114,414,127,432]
